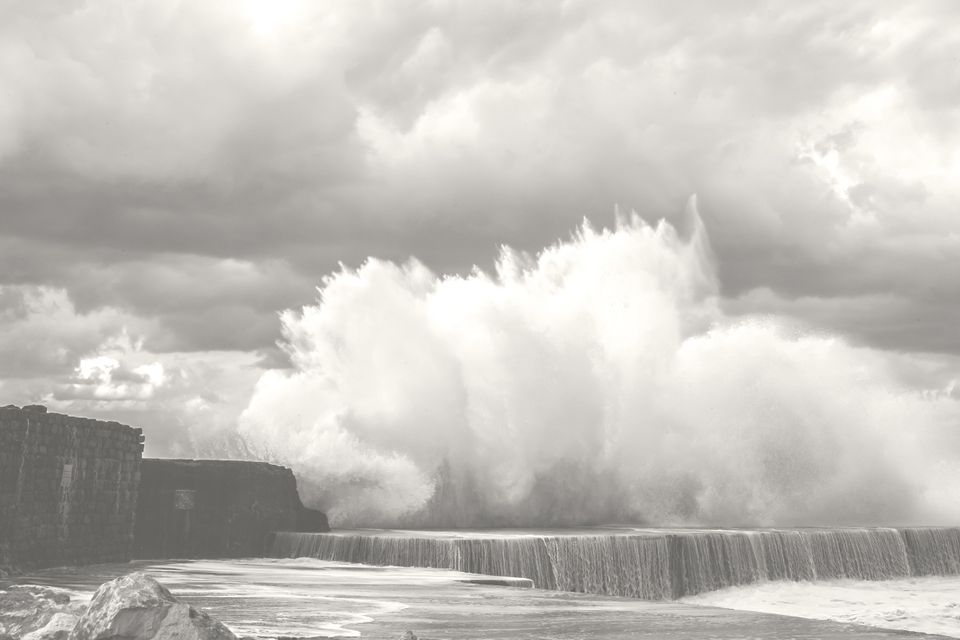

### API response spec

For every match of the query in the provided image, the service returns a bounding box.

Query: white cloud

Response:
[0,284,259,456]
[62,335,166,403]
[0,285,151,378]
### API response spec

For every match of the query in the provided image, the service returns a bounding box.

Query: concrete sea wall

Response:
[0,405,143,570]
[272,527,960,599]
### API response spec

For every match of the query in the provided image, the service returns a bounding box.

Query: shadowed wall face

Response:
[134,458,327,559]
[0,405,143,570]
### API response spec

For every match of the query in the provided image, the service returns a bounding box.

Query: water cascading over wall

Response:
[270,527,960,599]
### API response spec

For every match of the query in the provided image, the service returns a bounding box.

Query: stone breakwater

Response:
[270,527,960,599]
[0,405,143,571]
[0,404,330,571]
[135,459,330,559]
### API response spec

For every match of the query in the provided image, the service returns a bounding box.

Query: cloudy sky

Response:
[1,0,958,456]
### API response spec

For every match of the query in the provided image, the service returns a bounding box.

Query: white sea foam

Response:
[13,557,960,638]
[683,576,960,638]
[238,198,960,527]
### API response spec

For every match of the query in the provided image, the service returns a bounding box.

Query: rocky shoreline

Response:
[1,573,236,640]
[1,572,419,640]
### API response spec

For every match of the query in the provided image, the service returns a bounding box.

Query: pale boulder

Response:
[0,586,80,639]
[69,573,235,640]
[21,612,79,640]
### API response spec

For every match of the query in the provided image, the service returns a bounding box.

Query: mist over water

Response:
[238,199,959,527]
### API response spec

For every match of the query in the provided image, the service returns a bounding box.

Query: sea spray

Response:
[238,198,959,526]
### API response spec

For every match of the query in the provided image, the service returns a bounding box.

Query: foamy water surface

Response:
[7,558,484,638]
[683,576,960,638]
[10,557,960,638]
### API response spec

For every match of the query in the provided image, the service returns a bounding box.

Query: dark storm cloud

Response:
[724,290,960,356]
[0,235,316,351]
[0,0,958,447]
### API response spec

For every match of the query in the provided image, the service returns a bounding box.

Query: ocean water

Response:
[262,526,960,637]
[7,557,952,639]
[5,559,499,638]
[8,526,960,637]
[682,575,960,638]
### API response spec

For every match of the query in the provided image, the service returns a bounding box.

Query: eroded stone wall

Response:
[134,459,328,559]
[0,405,143,570]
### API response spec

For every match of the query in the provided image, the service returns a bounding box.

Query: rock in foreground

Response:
[69,573,236,640]
[21,613,79,640]
[0,586,81,640]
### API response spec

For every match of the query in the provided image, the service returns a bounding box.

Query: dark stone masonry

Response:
[0,405,143,571]
[0,405,327,571]
[134,459,329,559]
